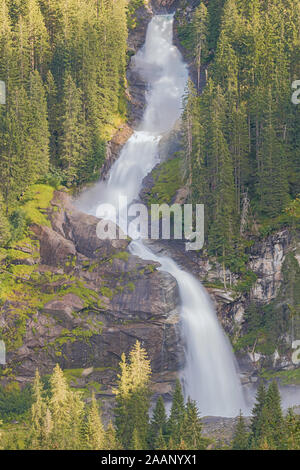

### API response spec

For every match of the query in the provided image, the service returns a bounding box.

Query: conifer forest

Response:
[0,0,299,453]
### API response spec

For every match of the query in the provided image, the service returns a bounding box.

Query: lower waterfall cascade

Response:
[76,14,247,417]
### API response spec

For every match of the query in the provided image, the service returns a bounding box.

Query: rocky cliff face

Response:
[150,0,180,12]
[0,192,183,401]
[142,227,300,383]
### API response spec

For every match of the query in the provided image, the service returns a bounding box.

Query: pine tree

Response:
[131,427,142,450]
[0,86,31,207]
[59,73,86,185]
[167,379,185,446]
[232,411,249,450]
[285,408,300,450]
[29,370,48,449]
[206,83,236,264]
[85,392,104,450]
[114,341,151,450]
[191,2,208,92]
[45,70,59,165]
[0,0,14,83]
[48,364,84,449]
[257,98,289,218]
[0,194,10,246]
[250,382,267,446]
[27,70,49,178]
[263,381,284,449]
[180,398,207,450]
[154,428,167,450]
[148,396,167,449]
[104,421,120,450]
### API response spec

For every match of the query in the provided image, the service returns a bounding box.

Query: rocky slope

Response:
[0,190,183,403]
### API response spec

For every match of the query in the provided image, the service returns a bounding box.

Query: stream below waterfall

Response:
[76,14,249,417]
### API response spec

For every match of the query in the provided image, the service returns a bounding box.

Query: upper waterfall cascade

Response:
[76,15,247,417]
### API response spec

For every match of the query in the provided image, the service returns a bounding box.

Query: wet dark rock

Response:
[1,191,182,396]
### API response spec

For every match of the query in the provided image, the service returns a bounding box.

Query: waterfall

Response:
[76,15,246,417]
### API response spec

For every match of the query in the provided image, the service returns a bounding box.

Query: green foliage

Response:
[249,381,285,450]
[114,341,151,450]
[144,157,184,206]
[232,411,249,450]
[0,0,129,218]
[180,398,208,449]
[0,383,33,422]
[148,396,167,449]
[166,379,185,446]
[19,184,54,227]
[127,0,145,30]
[180,0,300,270]
[260,368,300,386]
[234,252,300,355]
[0,195,10,246]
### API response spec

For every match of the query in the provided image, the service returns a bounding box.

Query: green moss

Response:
[147,264,156,273]
[0,269,104,352]
[12,237,40,259]
[145,157,184,206]
[111,251,130,262]
[63,368,84,383]
[126,282,135,292]
[202,280,224,289]
[9,265,35,279]
[58,281,100,308]
[19,184,54,227]
[100,286,114,300]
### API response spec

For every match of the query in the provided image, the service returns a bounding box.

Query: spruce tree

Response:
[114,341,151,450]
[167,379,185,446]
[48,364,84,449]
[250,382,267,446]
[285,408,300,450]
[232,411,249,450]
[59,73,86,185]
[28,70,49,179]
[85,392,104,450]
[192,2,208,92]
[155,428,167,450]
[180,398,207,450]
[262,381,284,449]
[29,370,47,449]
[104,421,120,450]
[0,194,10,246]
[148,396,167,449]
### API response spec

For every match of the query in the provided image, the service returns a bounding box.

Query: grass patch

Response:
[145,157,184,206]
[19,184,54,227]
[260,368,300,385]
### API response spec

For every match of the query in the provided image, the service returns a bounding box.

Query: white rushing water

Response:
[76,15,246,416]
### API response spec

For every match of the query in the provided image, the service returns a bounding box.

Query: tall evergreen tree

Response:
[250,382,267,447]
[85,392,104,450]
[148,396,167,449]
[180,398,207,450]
[114,341,151,450]
[167,379,185,446]
[232,411,249,450]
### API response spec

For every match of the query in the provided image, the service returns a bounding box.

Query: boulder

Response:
[31,224,76,266]
[43,293,85,327]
